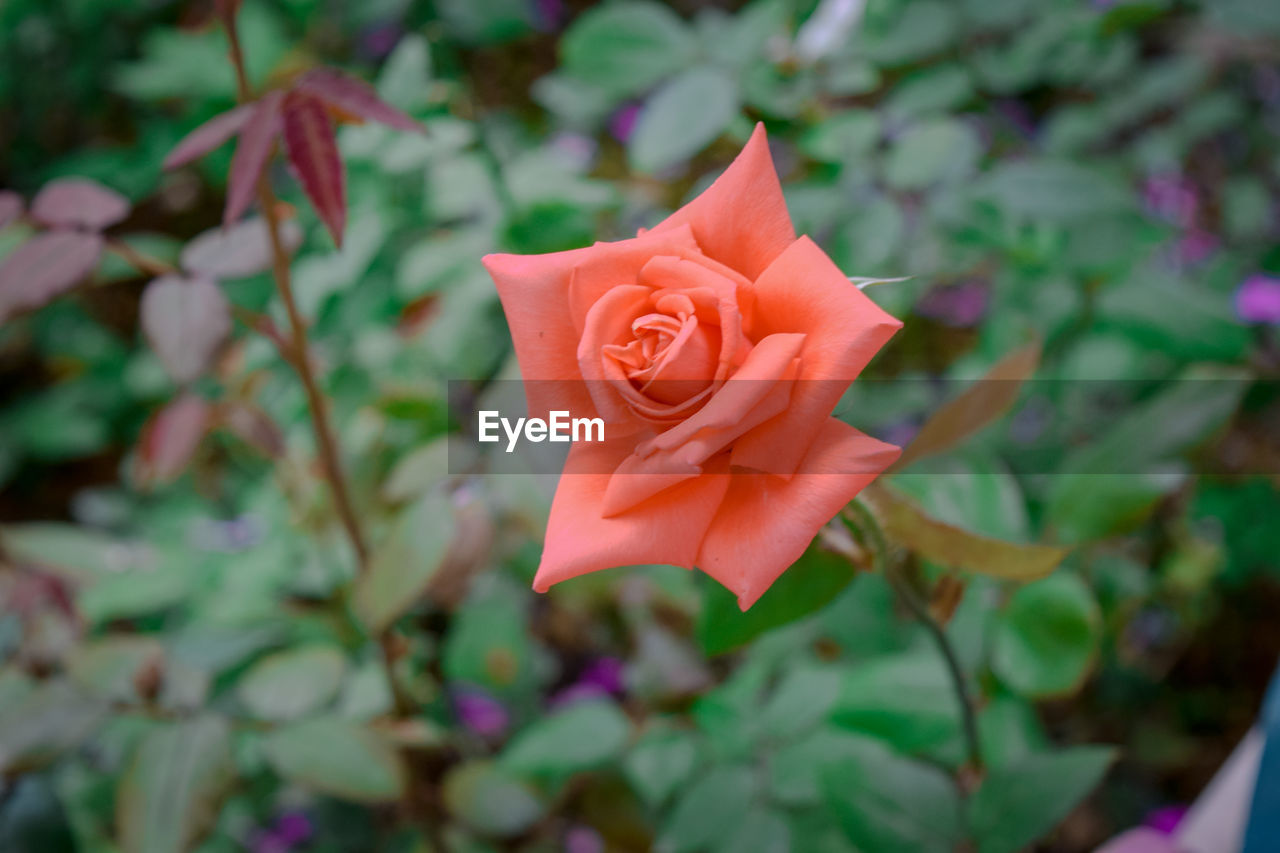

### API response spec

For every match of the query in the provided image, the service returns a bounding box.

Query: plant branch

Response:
[844,500,984,778]
[220,17,448,851]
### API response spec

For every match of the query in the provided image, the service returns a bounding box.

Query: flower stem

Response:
[844,499,984,778]
[220,18,449,851]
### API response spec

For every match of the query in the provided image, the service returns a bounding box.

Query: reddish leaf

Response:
[219,402,286,458]
[225,91,284,228]
[0,190,22,228]
[294,68,424,134]
[281,92,346,247]
[890,340,1042,472]
[31,179,130,231]
[0,231,104,323]
[164,105,253,171]
[140,275,232,384]
[135,395,212,487]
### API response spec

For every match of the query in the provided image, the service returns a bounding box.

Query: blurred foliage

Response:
[1,0,1279,851]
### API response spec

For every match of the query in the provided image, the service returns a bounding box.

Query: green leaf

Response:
[771,728,891,806]
[698,542,855,655]
[659,764,757,853]
[991,573,1101,698]
[0,680,106,774]
[561,1,696,99]
[820,738,961,853]
[117,716,235,853]
[757,664,844,740]
[624,726,700,808]
[235,645,346,721]
[718,808,791,853]
[501,699,631,777]
[978,160,1134,221]
[969,747,1116,853]
[443,761,545,838]
[262,717,406,803]
[353,488,454,634]
[830,652,961,754]
[884,118,981,190]
[629,67,739,174]
[66,636,165,704]
[801,111,881,165]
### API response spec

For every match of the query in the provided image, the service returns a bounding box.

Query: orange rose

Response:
[482,125,901,609]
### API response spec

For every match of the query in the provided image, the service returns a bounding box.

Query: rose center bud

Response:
[602,295,719,405]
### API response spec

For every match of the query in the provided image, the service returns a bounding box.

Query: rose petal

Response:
[484,225,698,426]
[730,236,901,476]
[533,440,731,592]
[648,123,795,281]
[697,418,900,609]
[600,332,805,515]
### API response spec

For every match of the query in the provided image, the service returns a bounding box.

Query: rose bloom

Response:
[483,126,901,609]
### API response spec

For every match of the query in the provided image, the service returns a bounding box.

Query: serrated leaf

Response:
[969,747,1115,853]
[140,275,231,385]
[236,645,346,721]
[262,717,406,803]
[501,699,631,777]
[164,105,252,170]
[295,67,424,133]
[863,483,1069,582]
[282,91,346,246]
[0,231,104,323]
[180,216,301,279]
[354,489,455,633]
[31,178,130,231]
[830,651,961,754]
[117,716,234,853]
[629,67,739,173]
[225,91,283,228]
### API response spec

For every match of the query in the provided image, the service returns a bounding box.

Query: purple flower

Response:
[549,657,626,708]
[247,811,313,853]
[531,0,566,31]
[1143,174,1198,227]
[1143,805,1187,836]
[579,657,624,694]
[915,281,989,327]
[609,104,641,144]
[565,825,605,853]
[1174,227,1217,266]
[359,23,403,60]
[453,686,509,738]
[273,812,312,846]
[1236,274,1280,324]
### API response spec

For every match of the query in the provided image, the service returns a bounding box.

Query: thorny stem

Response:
[221,15,448,850]
[844,500,985,781]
